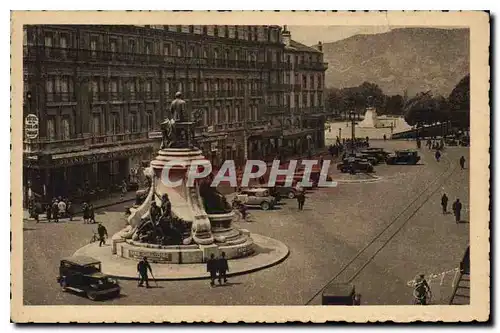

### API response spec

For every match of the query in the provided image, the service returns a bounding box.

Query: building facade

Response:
[22,25,327,202]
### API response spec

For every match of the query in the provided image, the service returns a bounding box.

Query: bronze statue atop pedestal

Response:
[161,92,196,149]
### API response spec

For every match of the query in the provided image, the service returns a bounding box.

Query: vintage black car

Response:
[386,150,421,165]
[337,157,374,173]
[359,148,391,163]
[273,185,300,199]
[350,153,379,166]
[56,256,121,301]
[322,283,361,305]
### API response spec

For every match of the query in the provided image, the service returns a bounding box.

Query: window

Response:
[111,113,119,134]
[45,34,53,47]
[61,117,70,140]
[177,45,183,57]
[310,75,315,89]
[294,94,299,108]
[317,76,322,89]
[130,113,138,133]
[310,92,315,107]
[110,38,117,52]
[129,39,136,53]
[90,38,97,56]
[91,78,99,100]
[214,26,219,36]
[235,106,240,122]
[203,48,208,59]
[285,73,290,84]
[47,117,56,140]
[203,108,209,126]
[92,114,100,135]
[318,92,323,106]
[177,82,184,93]
[189,25,194,33]
[145,41,152,55]
[164,81,170,96]
[302,93,308,107]
[23,29,28,46]
[176,25,182,33]
[145,112,153,131]
[189,80,195,94]
[128,80,136,98]
[253,106,258,121]
[109,79,118,93]
[302,75,307,89]
[60,34,68,48]
[224,26,229,38]
[203,80,208,93]
[163,44,171,56]
[188,47,194,58]
[202,26,208,34]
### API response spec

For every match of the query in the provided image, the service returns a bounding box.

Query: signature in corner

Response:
[406,268,460,288]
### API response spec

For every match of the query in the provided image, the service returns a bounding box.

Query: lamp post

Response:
[349,111,356,153]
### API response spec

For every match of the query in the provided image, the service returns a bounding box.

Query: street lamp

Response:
[348,111,356,153]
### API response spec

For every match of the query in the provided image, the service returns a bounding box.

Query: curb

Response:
[73,234,290,281]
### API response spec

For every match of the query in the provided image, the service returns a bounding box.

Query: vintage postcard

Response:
[11,11,490,323]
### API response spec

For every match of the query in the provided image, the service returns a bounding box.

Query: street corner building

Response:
[22,24,328,204]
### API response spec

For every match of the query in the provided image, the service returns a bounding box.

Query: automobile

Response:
[234,188,276,210]
[337,157,374,173]
[444,138,459,146]
[273,185,300,199]
[386,149,421,165]
[56,256,121,301]
[347,153,378,166]
[359,148,391,163]
[322,283,361,305]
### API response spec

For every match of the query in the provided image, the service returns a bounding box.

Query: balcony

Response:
[46,92,76,103]
[23,46,280,71]
[23,131,153,154]
[266,105,289,114]
[268,84,292,92]
[296,62,329,71]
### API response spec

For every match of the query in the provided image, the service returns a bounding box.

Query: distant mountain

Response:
[319,28,469,96]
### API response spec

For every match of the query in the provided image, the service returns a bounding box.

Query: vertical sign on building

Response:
[25,114,39,140]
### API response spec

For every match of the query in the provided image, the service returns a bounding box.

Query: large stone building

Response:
[22,25,327,201]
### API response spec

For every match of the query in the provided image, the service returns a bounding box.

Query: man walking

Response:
[459,156,466,170]
[435,150,441,162]
[97,222,108,247]
[297,190,305,210]
[217,252,229,285]
[206,253,218,287]
[452,199,462,224]
[58,199,67,220]
[441,193,448,214]
[52,199,59,223]
[137,257,153,288]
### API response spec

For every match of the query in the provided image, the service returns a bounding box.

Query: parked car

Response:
[56,256,121,301]
[386,150,421,165]
[347,153,378,166]
[359,148,391,163]
[273,185,300,199]
[234,188,276,210]
[322,283,361,305]
[337,157,374,173]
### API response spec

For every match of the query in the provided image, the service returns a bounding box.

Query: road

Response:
[23,140,469,305]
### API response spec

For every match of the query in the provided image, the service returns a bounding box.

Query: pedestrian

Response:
[45,203,52,222]
[137,257,153,288]
[33,200,41,223]
[452,199,462,224]
[435,150,441,162]
[459,156,466,170]
[206,253,218,287]
[89,204,96,223]
[82,202,89,224]
[58,199,67,220]
[97,222,108,247]
[441,193,448,214]
[383,134,387,141]
[66,201,73,221]
[52,199,59,223]
[121,180,127,199]
[297,190,305,210]
[217,252,229,285]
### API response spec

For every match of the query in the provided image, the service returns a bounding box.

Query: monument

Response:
[112,92,255,263]
[358,107,380,128]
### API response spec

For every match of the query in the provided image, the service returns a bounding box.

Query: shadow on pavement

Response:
[458,220,470,224]
[216,282,243,287]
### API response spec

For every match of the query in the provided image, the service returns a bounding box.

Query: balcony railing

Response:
[268,84,292,92]
[266,105,289,114]
[23,131,153,153]
[46,92,76,103]
[24,46,279,71]
[88,91,161,102]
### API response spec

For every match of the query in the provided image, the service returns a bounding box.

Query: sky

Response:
[287,25,460,46]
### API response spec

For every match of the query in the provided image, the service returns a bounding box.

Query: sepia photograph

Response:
[11,11,490,323]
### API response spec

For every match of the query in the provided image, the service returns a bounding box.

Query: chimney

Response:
[282,28,291,47]
[317,41,323,52]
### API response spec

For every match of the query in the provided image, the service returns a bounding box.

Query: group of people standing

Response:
[34,197,74,223]
[206,252,230,287]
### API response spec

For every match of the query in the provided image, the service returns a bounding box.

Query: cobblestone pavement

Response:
[23,140,469,305]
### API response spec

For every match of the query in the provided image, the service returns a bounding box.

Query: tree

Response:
[404,91,448,127]
[384,95,404,115]
[448,74,470,128]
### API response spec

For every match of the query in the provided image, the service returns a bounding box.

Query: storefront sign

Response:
[25,114,39,139]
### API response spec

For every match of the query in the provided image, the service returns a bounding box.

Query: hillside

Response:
[319,28,469,96]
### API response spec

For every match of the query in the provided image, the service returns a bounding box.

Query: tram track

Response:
[305,152,459,305]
